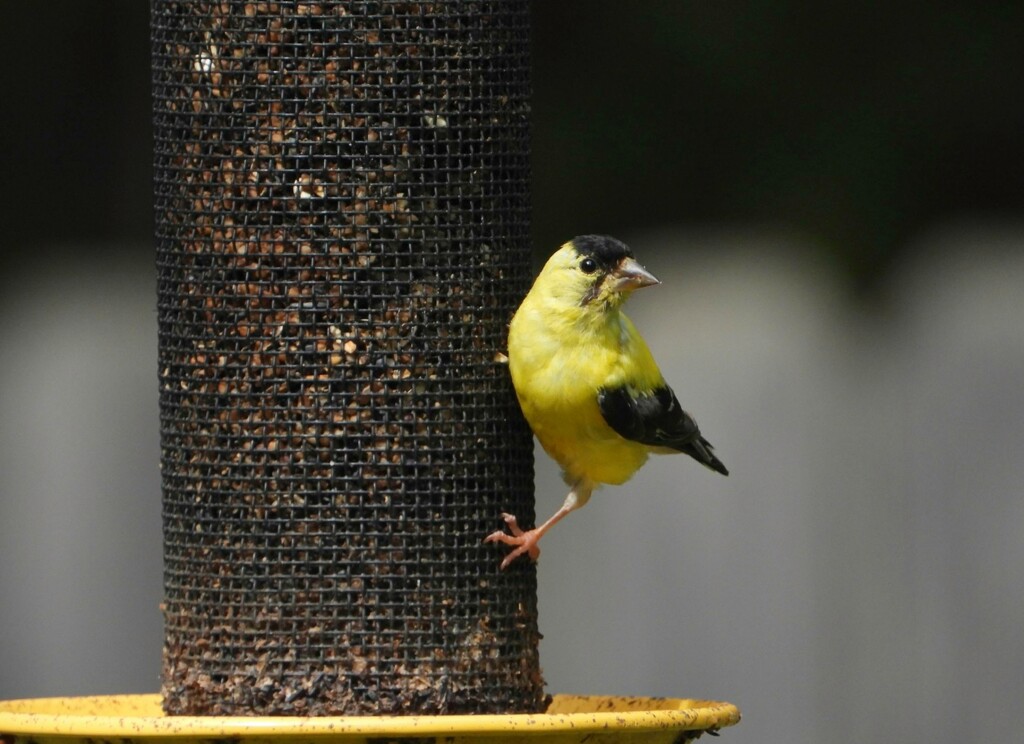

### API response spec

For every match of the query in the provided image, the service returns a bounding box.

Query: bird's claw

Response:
[484,512,542,569]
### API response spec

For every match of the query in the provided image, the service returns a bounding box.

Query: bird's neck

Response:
[570,304,628,347]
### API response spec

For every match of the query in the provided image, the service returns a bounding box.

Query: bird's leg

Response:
[485,480,594,569]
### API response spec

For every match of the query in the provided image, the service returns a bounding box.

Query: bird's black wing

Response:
[598,385,729,475]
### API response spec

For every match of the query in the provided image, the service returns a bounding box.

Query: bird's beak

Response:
[609,257,661,292]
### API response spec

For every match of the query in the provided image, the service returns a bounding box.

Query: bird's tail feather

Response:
[686,436,729,476]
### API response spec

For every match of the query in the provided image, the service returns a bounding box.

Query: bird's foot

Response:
[484,512,542,569]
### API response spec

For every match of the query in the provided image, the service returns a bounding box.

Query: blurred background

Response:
[1,3,1022,743]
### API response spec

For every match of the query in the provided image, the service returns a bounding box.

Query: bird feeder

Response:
[0,0,738,740]
[152,0,540,715]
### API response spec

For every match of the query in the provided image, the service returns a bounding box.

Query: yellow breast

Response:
[507,301,662,486]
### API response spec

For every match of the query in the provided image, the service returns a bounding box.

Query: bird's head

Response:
[539,235,661,312]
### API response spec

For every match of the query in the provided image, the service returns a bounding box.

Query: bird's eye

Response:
[580,257,598,274]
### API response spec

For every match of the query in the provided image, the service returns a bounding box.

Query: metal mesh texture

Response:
[152,0,543,716]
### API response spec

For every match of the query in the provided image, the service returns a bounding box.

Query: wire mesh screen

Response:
[152,0,543,716]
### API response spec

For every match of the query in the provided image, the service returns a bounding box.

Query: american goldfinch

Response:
[486,235,728,569]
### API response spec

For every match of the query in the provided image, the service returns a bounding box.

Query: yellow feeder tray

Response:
[0,693,739,744]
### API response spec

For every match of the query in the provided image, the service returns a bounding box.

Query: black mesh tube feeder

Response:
[0,2,739,740]
[152,0,540,715]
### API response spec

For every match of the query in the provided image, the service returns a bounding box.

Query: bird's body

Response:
[509,284,659,486]
[486,235,728,569]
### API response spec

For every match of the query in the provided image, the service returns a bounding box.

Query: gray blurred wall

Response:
[2,226,1021,744]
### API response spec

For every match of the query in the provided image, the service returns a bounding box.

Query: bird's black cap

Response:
[571,235,634,270]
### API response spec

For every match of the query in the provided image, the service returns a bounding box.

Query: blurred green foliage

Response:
[531,2,1024,288]
[2,2,1022,291]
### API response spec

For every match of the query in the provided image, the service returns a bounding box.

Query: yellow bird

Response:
[486,235,728,569]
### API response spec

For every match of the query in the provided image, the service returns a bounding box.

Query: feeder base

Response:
[0,693,739,744]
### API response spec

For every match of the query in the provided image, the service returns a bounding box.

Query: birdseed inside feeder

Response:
[152,0,542,716]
